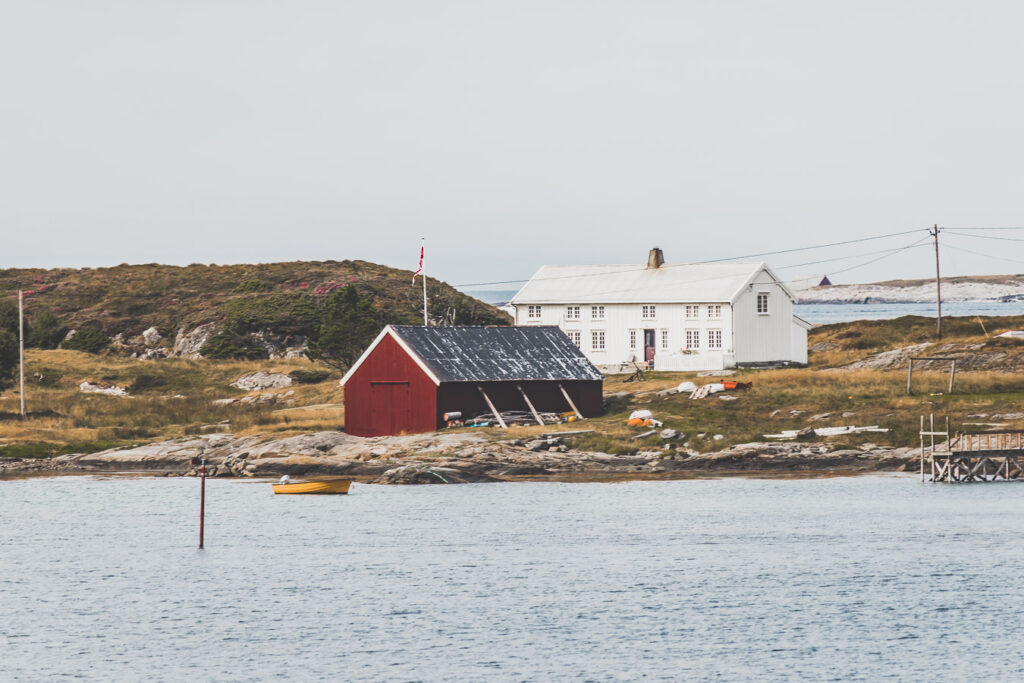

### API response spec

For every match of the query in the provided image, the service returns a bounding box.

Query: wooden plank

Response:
[477,385,508,429]
[558,382,584,420]
[631,429,657,440]
[516,384,545,426]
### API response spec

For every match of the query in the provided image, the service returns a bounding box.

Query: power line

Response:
[827,235,933,276]
[454,227,928,287]
[774,241,931,271]
[944,230,1024,243]
[694,228,924,264]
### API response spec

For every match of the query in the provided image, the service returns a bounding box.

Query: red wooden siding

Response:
[343,335,437,437]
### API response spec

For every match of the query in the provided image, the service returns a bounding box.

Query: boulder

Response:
[659,428,679,440]
[80,381,129,397]
[232,372,294,391]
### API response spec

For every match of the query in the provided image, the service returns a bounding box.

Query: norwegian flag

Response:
[412,240,424,284]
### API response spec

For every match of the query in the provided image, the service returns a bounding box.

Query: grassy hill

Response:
[0,260,510,354]
[6,313,1024,461]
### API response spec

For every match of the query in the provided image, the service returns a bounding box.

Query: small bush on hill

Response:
[234,279,266,293]
[307,285,382,372]
[129,374,167,392]
[289,369,332,384]
[62,325,110,353]
[200,328,269,360]
[0,328,16,388]
[27,310,66,349]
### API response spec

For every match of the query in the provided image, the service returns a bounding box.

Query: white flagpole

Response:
[18,290,25,419]
[422,238,428,326]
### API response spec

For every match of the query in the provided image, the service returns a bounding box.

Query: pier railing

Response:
[921,415,1024,483]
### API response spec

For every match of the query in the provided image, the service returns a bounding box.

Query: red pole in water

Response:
[199,458,206,549]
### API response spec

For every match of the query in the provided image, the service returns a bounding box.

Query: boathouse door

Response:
[643,329,656,367]
[369,381,411,435]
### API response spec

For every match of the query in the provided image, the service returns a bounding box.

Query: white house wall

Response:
[732,270,795,364]
[513,302,735,372]
[790,321,809,365]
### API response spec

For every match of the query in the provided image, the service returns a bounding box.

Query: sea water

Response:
[795,301,1024,324]
[3,475,1024,681]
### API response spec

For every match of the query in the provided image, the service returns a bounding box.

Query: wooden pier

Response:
[921,416,1024,483]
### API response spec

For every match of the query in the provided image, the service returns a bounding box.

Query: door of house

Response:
[369,381,411,434]
[643,329,656,367]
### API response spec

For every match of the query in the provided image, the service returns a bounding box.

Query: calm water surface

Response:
[796,300,1024,323]
[3,475,1024,681]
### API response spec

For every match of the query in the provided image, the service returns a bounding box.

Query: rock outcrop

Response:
[2,431,920,483]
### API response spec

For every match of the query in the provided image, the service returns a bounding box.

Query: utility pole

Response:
[18,290,25,419]
[930,224,942,339]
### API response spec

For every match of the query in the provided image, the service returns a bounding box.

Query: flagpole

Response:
[422,238,428,326]
[18,290,26,419]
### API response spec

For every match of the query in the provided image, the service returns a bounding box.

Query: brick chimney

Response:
[647,247,665,269]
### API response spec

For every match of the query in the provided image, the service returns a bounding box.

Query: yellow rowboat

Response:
[272,479,352,495]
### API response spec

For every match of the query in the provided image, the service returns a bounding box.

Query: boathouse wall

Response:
[342,334,437,437]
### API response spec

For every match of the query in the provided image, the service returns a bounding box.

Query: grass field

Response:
[4,314,1024,459]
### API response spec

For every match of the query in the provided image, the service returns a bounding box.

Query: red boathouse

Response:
[340,325,604,437]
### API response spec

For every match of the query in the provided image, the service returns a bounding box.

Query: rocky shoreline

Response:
[0,431,920,484]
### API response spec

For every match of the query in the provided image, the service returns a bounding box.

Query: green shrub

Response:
[234,279,266,293]
[289,369,332,384]
[63,325,110,353]
[129,374,167,392]
[0,328,16,388]
[200,329,268,360]
[27,310,66,349]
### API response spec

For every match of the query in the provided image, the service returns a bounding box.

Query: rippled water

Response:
[796,300,1024,323]
[3,475,1024,681]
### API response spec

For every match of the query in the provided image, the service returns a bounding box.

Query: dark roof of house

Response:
[390,325,603,383]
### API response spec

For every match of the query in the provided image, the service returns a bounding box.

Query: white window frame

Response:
[629,329,637,349]
[660,329,669,349]
[566,305,580,320]
[528,305,542,319]
[685,305,699,319]
[708,304,721,319]
[642,304,656,319]
[591,329,606,351]
[567,330,581,347]
[708,329,723,349]
[591,305,605,320]
[756,292,769,315]
[685,328,700,350]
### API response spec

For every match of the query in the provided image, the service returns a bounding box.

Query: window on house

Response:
[629,329,637,349]
[660,329,669,349]
[567,330,581,347]
[708,305,722,319]
[591,305,605,320]
[642,305,656,319]
[685,305,698,319]
[685,329,700,349]
[756,292,769,314]
[591,330,606,351]
[708,329,723,349]
[566,306,580,320]
[528,305,542,319]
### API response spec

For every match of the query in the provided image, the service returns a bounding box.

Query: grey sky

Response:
[3,1,1023,288]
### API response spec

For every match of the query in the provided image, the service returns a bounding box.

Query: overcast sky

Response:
[3,1,1024,288]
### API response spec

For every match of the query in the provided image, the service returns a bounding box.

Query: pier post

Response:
[199,457,206,549]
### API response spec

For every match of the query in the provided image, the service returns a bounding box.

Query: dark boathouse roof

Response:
[387,325,603,383]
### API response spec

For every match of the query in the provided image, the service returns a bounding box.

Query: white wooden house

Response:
[510,248,810,372]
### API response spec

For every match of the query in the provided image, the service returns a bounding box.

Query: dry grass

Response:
[0,349,344,456]
[7,315,1024,459]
